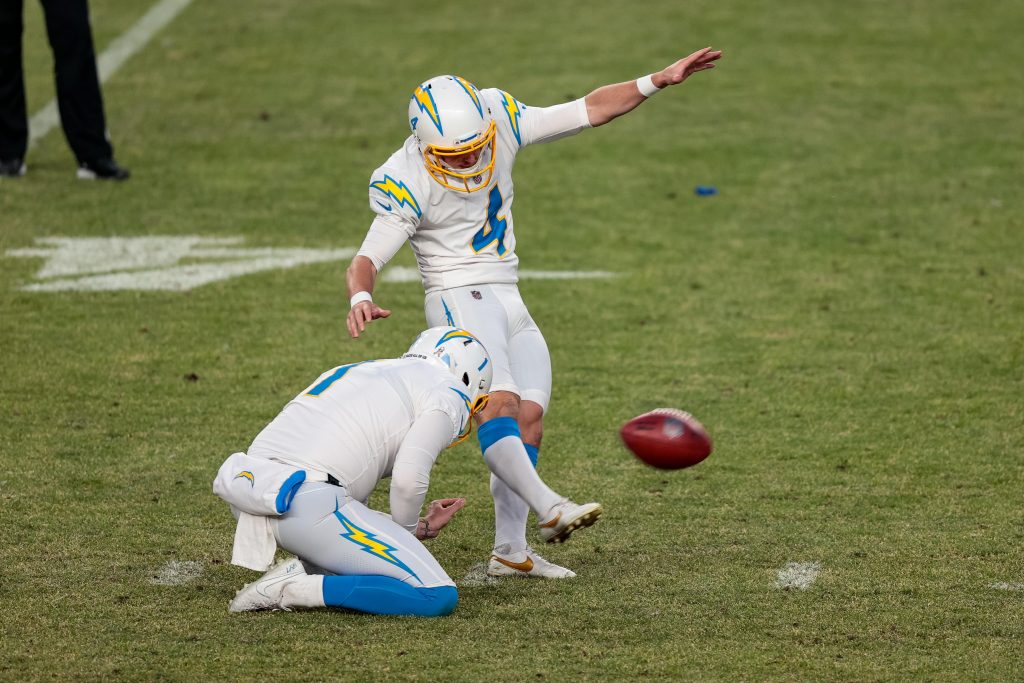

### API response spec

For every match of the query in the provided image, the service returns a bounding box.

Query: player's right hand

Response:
[425,498,466,532]
[347,301,392,338]
[658,47,722,87]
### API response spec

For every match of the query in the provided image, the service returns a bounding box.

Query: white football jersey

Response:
[246,358,470,504]
[358,89,590,293]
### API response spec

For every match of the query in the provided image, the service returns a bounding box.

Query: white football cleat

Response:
[487,545,577,579]
[538,500,603,544]
[228,556,306,613]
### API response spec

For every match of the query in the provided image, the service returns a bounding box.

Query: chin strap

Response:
[449,420,474,448]
[447,393,489,448]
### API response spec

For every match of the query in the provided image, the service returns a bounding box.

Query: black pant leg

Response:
[0,0,29,160]
[40,0,112,163]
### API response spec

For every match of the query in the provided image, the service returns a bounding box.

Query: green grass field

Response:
[2,0,1022,679]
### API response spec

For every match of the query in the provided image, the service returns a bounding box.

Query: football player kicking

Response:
[345,47,722,578]
[218,327,601,617]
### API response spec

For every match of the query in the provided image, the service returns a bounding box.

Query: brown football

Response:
[620,408,713,470]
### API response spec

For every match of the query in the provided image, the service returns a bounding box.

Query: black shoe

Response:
[0,158,26,177]
[77,157,130,181]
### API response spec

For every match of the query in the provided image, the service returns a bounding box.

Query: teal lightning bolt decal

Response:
[411,86,443,136]
[449,386,473,414]
[453,76,483,117]
[370,175,422,218]
[333,501,420,581]
[436,329,477,346]
[500,91,523,145]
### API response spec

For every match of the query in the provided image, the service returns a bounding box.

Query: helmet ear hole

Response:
[462,372,470,386]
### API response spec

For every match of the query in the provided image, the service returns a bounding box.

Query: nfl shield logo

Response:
[471,290,482,300]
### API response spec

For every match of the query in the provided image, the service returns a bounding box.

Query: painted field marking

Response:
[29,0,194,148]
[459,562,500,587]
[7,237,614,292]
[381,265,616,283]
[8,236,354,291]
[774,561,822,590]
[150,560,203,586]
[990,582,1024,591]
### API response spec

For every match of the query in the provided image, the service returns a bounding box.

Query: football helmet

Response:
[408,75,496,193]
[403,326,492,413]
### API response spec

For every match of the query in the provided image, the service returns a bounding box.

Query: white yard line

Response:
[28,0,194,148]
[381,265,616,283]
[8,236,614,292]
[774,561,822,590]
[990,582,1024,591]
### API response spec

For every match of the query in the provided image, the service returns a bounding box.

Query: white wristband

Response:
[636,74,662,98]
[350,291,373,308]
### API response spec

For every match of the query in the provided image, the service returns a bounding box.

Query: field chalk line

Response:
[460,562,500,587]
[29,0,194,148]
[775,561,822,590]
[150,560,203,586]
[990,582,1024,591]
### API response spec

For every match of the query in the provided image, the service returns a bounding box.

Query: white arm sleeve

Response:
[356,214,416,272]
[388,410,455,532]
[521,98,591,147]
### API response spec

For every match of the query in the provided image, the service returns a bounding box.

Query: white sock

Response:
[483,435,562,551]
[490,473,530,553]
[280,574,326,609]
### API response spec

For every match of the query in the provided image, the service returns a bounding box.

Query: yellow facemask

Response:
[422,120,497,193]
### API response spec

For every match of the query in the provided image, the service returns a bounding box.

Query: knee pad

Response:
[419,585,458,617]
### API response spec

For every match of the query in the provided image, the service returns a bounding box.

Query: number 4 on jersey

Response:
[471,186,508,257]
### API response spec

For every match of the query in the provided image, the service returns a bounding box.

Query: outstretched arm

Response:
[585,47,722,127]
[346,255,392,338]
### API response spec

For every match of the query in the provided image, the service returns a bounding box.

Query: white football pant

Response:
[272,482,454,589]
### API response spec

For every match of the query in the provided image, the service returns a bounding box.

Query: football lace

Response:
[647,408,693,421]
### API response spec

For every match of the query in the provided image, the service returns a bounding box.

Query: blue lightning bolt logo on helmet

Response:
[408,75,497,193]
[436,328,477,346]
[403,326,492,418]
[453,76,483,117]
[411,86,443,136]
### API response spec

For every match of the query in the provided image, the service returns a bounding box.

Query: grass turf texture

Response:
[1,0,1022,679]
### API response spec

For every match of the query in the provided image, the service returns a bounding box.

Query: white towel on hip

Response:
[212,452,306,516]
[212,452,308,571]
[230,511,277,571]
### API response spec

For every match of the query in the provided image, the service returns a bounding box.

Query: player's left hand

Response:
[656,47,722,87]
[417,497,466,539]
